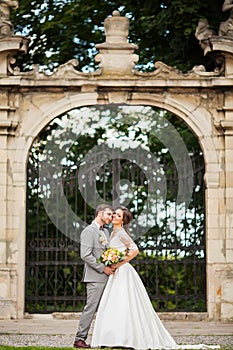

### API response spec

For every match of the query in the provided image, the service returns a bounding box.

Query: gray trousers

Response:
[75,281,107,341]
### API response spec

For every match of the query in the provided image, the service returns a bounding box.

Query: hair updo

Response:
[114,206,133,234]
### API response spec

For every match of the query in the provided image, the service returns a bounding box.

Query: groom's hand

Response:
[104,266,115,275]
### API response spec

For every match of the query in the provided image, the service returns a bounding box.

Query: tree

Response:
[12,0,224,72]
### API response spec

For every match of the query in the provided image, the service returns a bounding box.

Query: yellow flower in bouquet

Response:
[97,247,125,266]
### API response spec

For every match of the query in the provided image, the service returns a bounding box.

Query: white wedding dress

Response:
[91,229,219,350]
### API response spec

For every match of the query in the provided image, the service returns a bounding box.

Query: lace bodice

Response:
[110,228,138,253]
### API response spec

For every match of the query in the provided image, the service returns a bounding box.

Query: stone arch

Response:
[17,93,100,166]
[19,92,221,179]
[8,90,224,320]
[21,93,211,315]
[128,93,220,175]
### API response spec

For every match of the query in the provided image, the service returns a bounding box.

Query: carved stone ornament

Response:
[50,59,82,78]
[193,0,233,78]
[219,0,233,38]
[95,10,139,75]
[195,18,215,41]
[134,60,223,79]
[0,0,18,37]
[0,119,18,136]
[0,0,29,75]
[2,6,228,79]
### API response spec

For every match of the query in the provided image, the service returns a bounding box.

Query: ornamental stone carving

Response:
[0,0,29,75]
[195,18,215,50]
[194,2,233,77]
[219,0,233,37]
[0,0,18,37]
[95,10,139,76]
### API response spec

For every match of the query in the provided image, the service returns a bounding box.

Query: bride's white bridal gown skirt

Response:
[91,263,220,350]
[91,262,177,349]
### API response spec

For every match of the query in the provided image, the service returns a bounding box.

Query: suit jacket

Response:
[80,221,110,283]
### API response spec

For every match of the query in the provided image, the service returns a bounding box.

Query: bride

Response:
[91,206,219,350]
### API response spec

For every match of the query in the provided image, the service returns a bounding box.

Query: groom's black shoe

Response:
[73,340,90,348]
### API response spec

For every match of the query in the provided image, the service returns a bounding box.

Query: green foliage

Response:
[12,0,225,72]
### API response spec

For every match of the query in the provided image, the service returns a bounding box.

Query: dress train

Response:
[91,230,219,350]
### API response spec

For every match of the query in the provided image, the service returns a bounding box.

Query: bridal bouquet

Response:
[97,247,125,266]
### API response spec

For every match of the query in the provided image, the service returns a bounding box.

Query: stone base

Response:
[0,297,15,319]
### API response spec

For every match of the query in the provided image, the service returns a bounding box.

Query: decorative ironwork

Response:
[25,106,206,313]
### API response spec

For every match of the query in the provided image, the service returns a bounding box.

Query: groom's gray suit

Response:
[75,221,110,342]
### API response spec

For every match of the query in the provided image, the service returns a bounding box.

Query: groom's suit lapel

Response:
[90,222,110,248]
[90,222,107,247]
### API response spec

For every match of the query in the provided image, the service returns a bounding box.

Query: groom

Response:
[74,204,114,348]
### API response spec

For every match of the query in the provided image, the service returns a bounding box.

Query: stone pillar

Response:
[0,1,29,319]
[0,97,16,318]
[205,155,226,320]
[207,98,233,322]
[197,24,233,321]
[220,99,233,321]
[8,132,28,319]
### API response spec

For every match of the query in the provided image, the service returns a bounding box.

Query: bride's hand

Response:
[111,256,128,270]
[104,266,115,275]
[111,263,120,270]
[111,249,139,270]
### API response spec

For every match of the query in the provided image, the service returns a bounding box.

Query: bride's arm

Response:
[112,248,139,269]
[112,230,139,269]
[123,247,139,263]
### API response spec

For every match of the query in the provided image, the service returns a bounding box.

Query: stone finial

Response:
[0,0,18,37]
[104,10,129,44]
[0,1,29,75]
[95,11,138,76]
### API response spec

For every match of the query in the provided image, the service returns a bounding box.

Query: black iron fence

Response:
[26,152,206,313]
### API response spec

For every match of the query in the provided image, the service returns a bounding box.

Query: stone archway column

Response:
[0,118,9,317]
[206,103,233,321]
[0,91,28,320]
[205,168,226,321]
[219,101,233,321]
[0,1,29,319]
[0,107,18,319]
